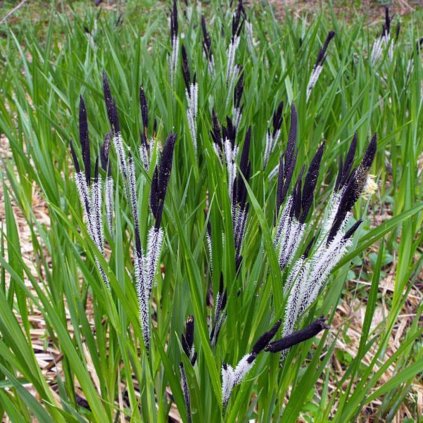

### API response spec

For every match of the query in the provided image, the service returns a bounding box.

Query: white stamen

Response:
[306,64,323,102]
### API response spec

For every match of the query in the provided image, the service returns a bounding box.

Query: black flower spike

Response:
[315,31,336,68]
[233,128,251,209]
[361,134,377,171]
[327,135,377,243]
[223,117,237,148]
[303,236,316,258]
[102,72,120,134]
[140,86,149,136]
[384,7,391,36]
[181,44,191,93]
[272,101,284,137]
[150,133,177,229]
[234,70,244,109]
[417,38,423,51]
[170,0,178,42]
[300,143,325,223]
[251,320,282,355]
[79,96,91,185]
[335,133,357,191]
[277,104,298,211]
[290,169,303,221]
[182,316,197,365]
[93,156,99,184]
[211,109,222,149]
[100,132,112,176]
[327,176,362,244]
[343,219,362,241]
[70,139,91,217]
[265,318,328,352]
[239,127,251,179]
[232,0,245,40]
[70,140,81,174]
[201,15,213,61]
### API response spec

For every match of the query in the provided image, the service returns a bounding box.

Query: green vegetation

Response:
[0,1,422,421]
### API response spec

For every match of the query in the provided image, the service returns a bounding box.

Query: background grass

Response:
[0,0,422,421]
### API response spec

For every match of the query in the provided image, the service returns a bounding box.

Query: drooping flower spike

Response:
[221,318,327,407]
[181,44,198,153]
[306,31,335,101]
[265,317,328,352]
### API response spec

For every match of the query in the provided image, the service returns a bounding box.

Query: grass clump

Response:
[0,1,422,421]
